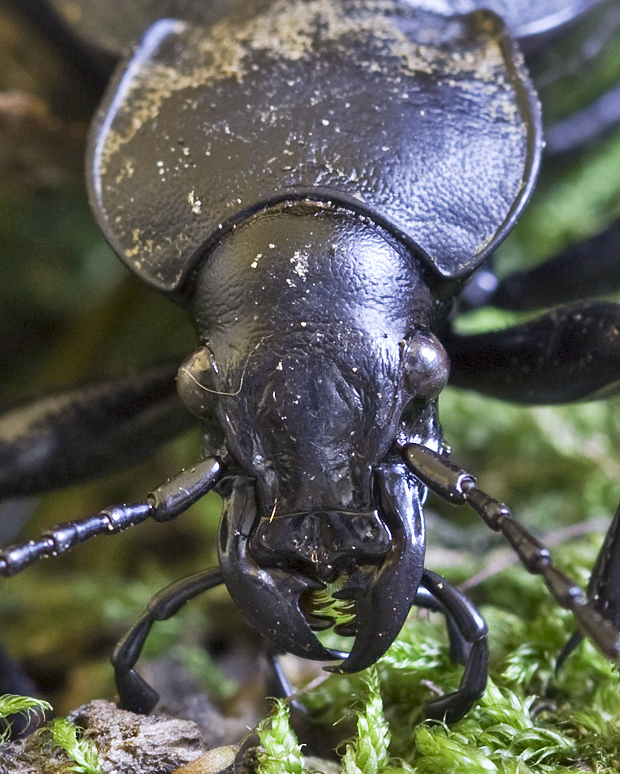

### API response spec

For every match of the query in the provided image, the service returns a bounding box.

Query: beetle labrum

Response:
[1,0,620,725]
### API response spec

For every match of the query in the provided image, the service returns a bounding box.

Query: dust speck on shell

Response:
[97,0,516,176]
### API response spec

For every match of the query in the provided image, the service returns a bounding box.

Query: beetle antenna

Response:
[402,443,620,664]
[0,457,223,578]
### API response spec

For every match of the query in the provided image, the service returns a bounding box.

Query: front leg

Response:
[416,572,488,724]
[112,568,224,714]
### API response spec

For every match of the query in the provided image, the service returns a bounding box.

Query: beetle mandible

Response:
[1,0,620,726]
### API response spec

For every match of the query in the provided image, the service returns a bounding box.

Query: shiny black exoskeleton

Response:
[2,0,620,725]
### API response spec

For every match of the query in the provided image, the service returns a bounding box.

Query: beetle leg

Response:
[265,645,350,714]
[0,363,194,498]
[112,568,224,714]
[0,457,223,576]
[265,649,300,707]
[488,220,620,312]
[415,571,488,724]
[414,585,472,667]
[446,302,620,404]
[558,501,620,667]
[404,444,620,665]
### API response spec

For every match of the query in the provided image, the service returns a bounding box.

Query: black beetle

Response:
[1,0,620,726]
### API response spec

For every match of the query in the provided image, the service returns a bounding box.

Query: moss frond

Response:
[0,694,51,720]
[48,717,103,774]
[0,694,51,742]
[256,700,307,774]
[341,667,391,774]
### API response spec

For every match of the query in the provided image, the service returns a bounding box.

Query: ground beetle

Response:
[1,0,620,726]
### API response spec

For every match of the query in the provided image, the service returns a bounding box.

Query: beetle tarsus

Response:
[418,571,488,724]
[114,667,160,716]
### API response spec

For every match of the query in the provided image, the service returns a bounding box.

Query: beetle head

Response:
[178,202,450,667]
[216,461,426,670]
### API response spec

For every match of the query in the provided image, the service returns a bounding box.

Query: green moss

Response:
[341,669,392,774]
[256,700,307,774]
[0,694,51,721]
[283,532,620,773]
[0,694,51,741]
[47,718,103,774]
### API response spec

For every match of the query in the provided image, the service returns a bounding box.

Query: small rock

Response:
[0,699,219,774]
[170,745,238,773]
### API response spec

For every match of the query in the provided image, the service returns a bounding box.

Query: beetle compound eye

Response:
[177,347,219,417]
[403,332,450,399]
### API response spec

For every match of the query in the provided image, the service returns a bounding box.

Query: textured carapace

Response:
[88,0,541,298]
